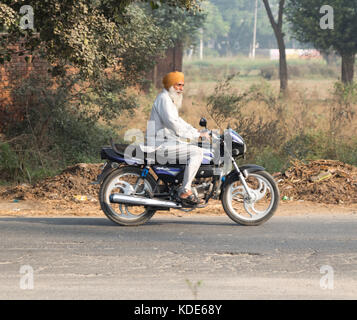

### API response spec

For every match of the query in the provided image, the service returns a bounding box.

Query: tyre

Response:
[99,166,157,226]
[221,170,279,226]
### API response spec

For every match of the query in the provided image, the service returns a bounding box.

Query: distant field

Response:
[183,78,335,100]
[183,56,341,83]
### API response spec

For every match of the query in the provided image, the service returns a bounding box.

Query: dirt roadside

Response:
[0,159,356,218]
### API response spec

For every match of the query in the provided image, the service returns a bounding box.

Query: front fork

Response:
[221,137,253,201]
[232,161,254,200]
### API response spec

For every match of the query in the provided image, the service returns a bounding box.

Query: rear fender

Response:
[91,162,116,185]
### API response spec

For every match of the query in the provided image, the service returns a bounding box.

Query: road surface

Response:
[0,213,356,299]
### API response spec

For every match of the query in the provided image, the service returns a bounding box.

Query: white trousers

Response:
[155,144,204,192]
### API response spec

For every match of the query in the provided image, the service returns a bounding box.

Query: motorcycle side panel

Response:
[152,164,216,184]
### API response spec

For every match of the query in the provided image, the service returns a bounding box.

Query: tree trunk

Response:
[262,0,288,94]
[341,53,355,84]
[277,33,288,92]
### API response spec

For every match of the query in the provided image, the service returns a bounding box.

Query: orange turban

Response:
[162,71,184,90]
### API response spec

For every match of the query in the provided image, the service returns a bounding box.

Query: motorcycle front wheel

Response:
[221,170,279,226]
[99,166,157,226]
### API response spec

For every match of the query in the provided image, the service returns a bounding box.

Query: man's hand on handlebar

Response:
[199,131,211,141]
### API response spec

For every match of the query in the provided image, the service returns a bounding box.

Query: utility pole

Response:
[251,0,258,59]
[199,28,204,60]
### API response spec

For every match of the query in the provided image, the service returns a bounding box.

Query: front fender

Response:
[220,164,265,198]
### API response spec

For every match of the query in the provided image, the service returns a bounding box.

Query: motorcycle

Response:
[94,118,280,226]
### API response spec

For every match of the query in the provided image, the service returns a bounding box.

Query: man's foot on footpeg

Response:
[179,190,202,205]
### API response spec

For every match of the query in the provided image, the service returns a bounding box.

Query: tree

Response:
[210,0,265,56]
[0,0,203,179]
[0,0,201,80]
[147,2,206,49]
[262,0,288,93]
[201,2,229,56]
[286,0,357,84]
[204,0,296,57]
[0,0,202,125]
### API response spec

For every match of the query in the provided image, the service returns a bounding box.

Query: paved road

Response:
[0,214,356,299]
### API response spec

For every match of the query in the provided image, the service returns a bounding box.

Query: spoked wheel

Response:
[99,167,157,226]
[222,171,279,226]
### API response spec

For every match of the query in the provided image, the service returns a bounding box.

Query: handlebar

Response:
[200,129,220,141]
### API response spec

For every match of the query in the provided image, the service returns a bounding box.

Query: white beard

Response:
[168,86,183,110]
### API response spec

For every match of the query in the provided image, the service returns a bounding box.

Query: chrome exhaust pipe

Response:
[109,194,182,209]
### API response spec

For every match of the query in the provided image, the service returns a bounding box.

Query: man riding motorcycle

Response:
[98,72,279,226]
[146,71,210,205]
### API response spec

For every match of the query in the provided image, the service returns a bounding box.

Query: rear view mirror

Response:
[199,117,207,128]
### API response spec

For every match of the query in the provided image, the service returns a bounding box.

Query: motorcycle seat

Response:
[111,143,156,159]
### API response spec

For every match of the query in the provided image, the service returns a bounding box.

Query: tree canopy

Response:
[286,0,357,83]
[0,0,202,80]
[0,0,204,132]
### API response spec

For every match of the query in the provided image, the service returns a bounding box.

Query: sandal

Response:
[179,190,202,205]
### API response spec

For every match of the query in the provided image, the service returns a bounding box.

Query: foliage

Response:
[0,142,21,181]
[254,146,288,174]
[328,81,357,147]
[1,0,205,128]
[0,0,201,79]
[286,0,357,82]
[283,131,327,159]
[0,73,125,183]
[0,0,204,183]
[206,75,285,159]
[201,1,230,51]
[206,73,247,126]
[200,0,296,56]
[286,0,357,55]
[146,2,206,48]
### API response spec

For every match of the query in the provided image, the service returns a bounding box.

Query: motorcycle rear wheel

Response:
[99,166,157,226]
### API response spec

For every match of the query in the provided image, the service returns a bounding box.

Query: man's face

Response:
[173,81,184,94]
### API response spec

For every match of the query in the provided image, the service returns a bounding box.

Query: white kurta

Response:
[145,89,200,148]
[144,88,203,192]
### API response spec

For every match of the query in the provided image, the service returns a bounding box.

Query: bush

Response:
[0,142,20,181]
[0,141,61,184]
[287,63,339,79]
[282,132,327,160]
[260,66,278,80]
[281,131,357,167]
[206,76,287,165]
[0,74,128,183]
[336,139,357,166]
[254,146,289,174]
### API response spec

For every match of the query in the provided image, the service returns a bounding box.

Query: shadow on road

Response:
[0,216,239,228]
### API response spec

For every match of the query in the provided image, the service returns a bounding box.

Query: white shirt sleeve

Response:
[155,93,200,140]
